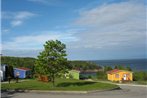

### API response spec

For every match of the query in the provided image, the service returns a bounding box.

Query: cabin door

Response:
[123,74,127,80]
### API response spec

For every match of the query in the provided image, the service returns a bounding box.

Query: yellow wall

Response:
[107,70,133,81]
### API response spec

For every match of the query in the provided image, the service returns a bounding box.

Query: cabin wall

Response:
[119,71,133,81]
[107,71,133,81]
[69,70,79,80]
[14,69,26,78]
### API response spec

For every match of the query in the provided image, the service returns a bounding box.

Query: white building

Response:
[0,64,7,81]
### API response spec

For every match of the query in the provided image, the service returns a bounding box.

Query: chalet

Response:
[67,70,98,80]
[107,69,133,82]
[14,67,31,78]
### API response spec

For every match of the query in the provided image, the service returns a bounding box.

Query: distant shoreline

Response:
[89,59,147,72]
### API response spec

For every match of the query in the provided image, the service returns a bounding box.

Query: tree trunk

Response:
[52,74,55,87]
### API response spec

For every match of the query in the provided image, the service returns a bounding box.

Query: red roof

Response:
[16,67,31,71]
[107,69,120,74]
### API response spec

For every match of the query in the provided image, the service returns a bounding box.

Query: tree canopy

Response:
[69,61,101,70]
[1,56,35,69]
[35,40,69,86]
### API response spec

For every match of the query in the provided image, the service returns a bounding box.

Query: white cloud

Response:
[75,1,145,26]
[2,1,146,59]
[2,29,10,33]
[2,31,78,50]
[2,11,36,27]
[72,1,146,50]
[11,20,23,26]
[14,11,35,20]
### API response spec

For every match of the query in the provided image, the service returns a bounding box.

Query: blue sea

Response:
[89,59,147,72]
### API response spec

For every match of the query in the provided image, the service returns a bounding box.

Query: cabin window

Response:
[126,74,130,77]
[115,74,119,78]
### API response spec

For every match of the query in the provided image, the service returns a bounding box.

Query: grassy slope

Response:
[1,78,118,91]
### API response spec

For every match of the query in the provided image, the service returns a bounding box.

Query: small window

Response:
[115,74,119,78]
[126,74,130,77]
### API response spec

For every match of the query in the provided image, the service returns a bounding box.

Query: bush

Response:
[104,66,113,72]
[97,71,107,80]
[88,76,92,79]
[133,71,147,81]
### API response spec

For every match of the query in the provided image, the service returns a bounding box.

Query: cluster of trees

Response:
[103,65,132,72]
[1,56,101,77]
[1,56,35,70]
[113,65,132,71]
[69,61,102,70]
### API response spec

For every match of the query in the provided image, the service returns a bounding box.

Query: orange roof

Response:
[15,67,31,71]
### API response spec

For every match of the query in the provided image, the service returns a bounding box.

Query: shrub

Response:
[133,71,147,81]
[97,71,107,80]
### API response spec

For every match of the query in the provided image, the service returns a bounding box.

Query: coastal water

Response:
[89,59,147,71]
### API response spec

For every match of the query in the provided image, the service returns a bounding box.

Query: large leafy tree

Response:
[35,40,69,86]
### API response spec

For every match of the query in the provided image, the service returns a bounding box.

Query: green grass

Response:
[1,78,119,91]
[133,81,147,85]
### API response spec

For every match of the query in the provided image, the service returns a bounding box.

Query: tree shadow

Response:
[57,81,96,87]
[1,89,26,98]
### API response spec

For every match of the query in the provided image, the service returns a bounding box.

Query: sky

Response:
[1,0,147,60]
